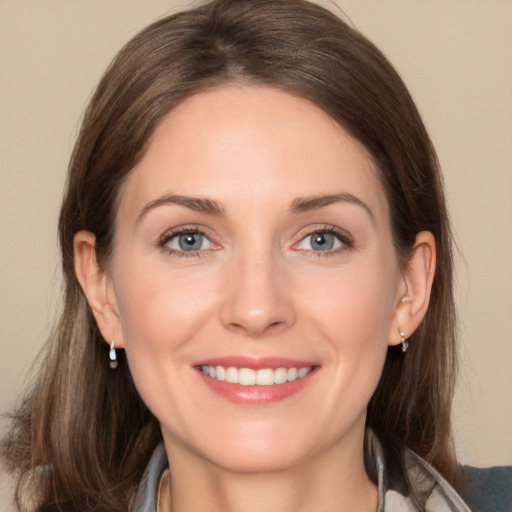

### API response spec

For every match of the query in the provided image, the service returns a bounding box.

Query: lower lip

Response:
[197,368,317,404]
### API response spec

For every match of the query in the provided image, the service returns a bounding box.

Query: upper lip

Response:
[194,356,318,370]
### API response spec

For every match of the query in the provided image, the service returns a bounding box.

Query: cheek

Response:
[111,260,221,422]
[303,260,397,345]
[302,258,397,396]
[313,269,395,415]
[113,260,217,355]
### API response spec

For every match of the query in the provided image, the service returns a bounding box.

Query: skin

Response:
[75,85,435,512]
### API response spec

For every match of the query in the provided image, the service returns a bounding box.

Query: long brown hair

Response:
[2,0,460,510]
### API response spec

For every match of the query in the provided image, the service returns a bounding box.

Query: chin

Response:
[166,415,355,475]
[201,440,312,474]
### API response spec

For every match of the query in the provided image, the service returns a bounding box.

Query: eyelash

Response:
[293,226,353,258]
[158,226,216,258]
[157,225,353,258]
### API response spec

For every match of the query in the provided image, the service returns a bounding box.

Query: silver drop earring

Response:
[109,340,118,369]
[399,329,409,353]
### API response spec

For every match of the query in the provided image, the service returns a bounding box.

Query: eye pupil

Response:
[314,234,327,245]
[311,232,334,250]
[178,233,202,251]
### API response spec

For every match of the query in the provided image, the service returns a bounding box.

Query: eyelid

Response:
[157,225,220,255]
[291,225,353,253]
[156,223,352,257]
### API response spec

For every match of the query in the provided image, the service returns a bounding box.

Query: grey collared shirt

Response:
[130,431,505,512]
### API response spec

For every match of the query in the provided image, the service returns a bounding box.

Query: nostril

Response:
[265,321,285,333]
[226,319,287,338]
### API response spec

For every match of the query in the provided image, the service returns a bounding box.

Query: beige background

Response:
[1,0,511,507]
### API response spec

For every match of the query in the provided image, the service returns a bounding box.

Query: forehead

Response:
[118,85,389,221]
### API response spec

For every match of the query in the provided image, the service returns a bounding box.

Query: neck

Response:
[160,430,378,512]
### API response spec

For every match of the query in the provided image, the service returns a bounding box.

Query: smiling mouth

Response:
[200,365,313,386]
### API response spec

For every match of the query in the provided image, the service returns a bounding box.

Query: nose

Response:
[220,249,296,338]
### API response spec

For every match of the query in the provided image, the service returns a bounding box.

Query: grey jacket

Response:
[131,432,512,512]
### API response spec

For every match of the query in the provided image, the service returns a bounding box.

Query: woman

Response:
[2,0,510,511]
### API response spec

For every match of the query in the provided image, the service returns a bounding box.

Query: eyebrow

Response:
[136,192,374,223]
[136,194,224,223]
[290,193,375,222]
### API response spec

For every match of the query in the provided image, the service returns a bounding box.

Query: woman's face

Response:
[108,86,404,472]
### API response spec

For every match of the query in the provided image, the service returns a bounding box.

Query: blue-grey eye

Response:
[178,233,203,251]
[298,231,342,251]
[163,231,214,252]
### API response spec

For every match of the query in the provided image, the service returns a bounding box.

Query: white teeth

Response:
[298,367,310,378]
[225,367,238,384]
[238,368,256,385]
[274,367,288,384]
[215,366,226,381]
[201,365,312,386]
[256,368,274,386]
[287,367,298,381]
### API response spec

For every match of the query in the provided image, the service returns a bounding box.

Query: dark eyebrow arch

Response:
[136,194,224,223]
[290,193,375,223]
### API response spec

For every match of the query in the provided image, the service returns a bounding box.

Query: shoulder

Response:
[461,465,512,512]
[366,429,471,511]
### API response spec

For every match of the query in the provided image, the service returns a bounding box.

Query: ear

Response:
[74,230,124,348]
[388,231,436,347]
